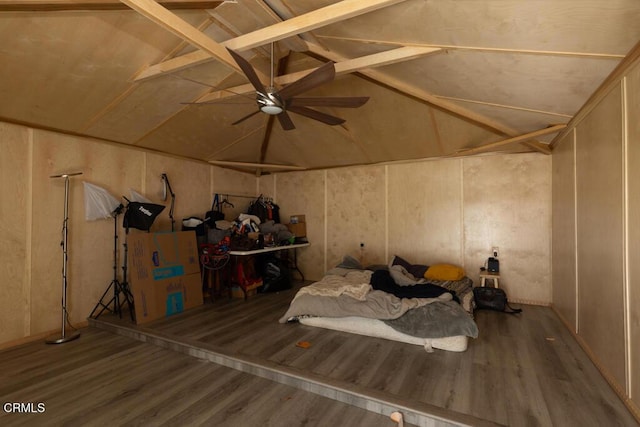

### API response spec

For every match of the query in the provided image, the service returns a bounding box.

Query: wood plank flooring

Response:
[2,281,638,426]
[0,328,394,427]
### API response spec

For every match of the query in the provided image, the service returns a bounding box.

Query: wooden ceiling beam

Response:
[436,95,573,119]
[316,35,627,60]
[333,46,441,75]
[120,0,244,75]
[232,0,307,53]
[0,0,221,11]
[208,160,305,170]
[134,0,409,81]
[453,124,565,157]
[305,43,551,155]
[195,46,441,103]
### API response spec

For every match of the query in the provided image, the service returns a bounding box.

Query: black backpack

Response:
[473,287,522,314]
[258,256,291,293]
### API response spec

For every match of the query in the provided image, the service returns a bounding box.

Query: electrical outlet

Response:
[492,247,499,258]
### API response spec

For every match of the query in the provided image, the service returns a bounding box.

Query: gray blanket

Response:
[278,290,449,323]
[279,268,478,340]
[383,300,479,338]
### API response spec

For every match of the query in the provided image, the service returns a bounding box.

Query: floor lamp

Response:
[47,172,82,344]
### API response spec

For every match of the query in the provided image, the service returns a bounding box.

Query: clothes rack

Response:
[213,192,272,200]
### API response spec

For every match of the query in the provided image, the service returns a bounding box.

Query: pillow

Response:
[390,254,411,269]
[390,255,429,278]
[337,255,363,270]
[389,265,427,286]
[424,264,465,281]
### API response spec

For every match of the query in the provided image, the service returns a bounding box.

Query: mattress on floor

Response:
[299,315,469,353]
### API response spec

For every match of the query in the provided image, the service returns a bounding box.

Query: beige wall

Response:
[0,124,30,342]
[577,86,626,386]
[628,60,640,413]
[552,62,640,416]
[551,131,577,329]
[0,123,254,346]
[463,154,552,303]
[265,152,552,304]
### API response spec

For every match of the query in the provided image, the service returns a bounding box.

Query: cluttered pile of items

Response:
[197,194,307,250]
[182,194,308,299]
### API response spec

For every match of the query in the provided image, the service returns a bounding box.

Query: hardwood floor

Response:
[0,328,393,427]
[2,282,638,426]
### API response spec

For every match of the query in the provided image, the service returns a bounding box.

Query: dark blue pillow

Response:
[391,255,429,278]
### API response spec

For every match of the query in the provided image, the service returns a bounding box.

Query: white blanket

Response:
[294,270,373,301]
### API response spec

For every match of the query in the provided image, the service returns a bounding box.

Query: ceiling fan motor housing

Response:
[258,88,284,115]
[227,47,367,129]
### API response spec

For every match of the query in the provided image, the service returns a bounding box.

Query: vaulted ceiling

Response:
[1,0,639,174]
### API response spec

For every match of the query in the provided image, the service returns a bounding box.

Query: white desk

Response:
[229,242,310,299]
[228,242,310,256]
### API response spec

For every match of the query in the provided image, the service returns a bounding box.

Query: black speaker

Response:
[488,257,500,273]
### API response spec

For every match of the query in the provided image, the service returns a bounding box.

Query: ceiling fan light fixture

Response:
[260,105,283,115]
[228,47,367,130]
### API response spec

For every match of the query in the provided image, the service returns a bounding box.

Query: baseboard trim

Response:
[509,298,550,306]
[0,321,88,350]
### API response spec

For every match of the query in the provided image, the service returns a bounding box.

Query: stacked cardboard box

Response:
[128,231,203,324]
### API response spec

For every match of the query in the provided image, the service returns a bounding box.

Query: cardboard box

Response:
[231,280,262,299]
[128,231,203,324]
[129,231,200,278]
[132,274,202,323]
[287,214,307,237]
[286,222,307,237]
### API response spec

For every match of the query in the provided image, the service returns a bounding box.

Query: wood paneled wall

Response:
[551,132,577,329]
[0,124,254,346]
[552,61,640,417]
[628,60,640,413]
[264,152,552,305]
[0,124,30,342]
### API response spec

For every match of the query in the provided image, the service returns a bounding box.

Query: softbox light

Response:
[123,202,165,231]
[83,182,122,221]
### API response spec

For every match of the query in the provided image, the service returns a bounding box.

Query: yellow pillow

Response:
[424,264,465,281]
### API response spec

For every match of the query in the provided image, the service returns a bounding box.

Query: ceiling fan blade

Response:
[226,48,267,95]
[287,105,345,126]
[278,62,336,101]
[277,111,296,131]
[288,96,369,108]
[181,101,252,106]
[232,109,261,125]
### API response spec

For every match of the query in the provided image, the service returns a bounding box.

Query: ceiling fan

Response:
[226,46,369,131]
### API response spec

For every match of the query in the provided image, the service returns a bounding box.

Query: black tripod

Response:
[90,206,135,321]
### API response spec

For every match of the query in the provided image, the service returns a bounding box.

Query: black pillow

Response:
[391,255,429,278]
[365,264,389,272]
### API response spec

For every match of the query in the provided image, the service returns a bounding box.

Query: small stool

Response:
[479,271,500,288]
[200,244,231,302]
